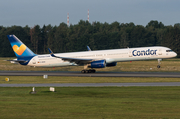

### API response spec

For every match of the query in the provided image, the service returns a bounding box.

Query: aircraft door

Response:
[32,57,38,64]
[158,49,162,55]
[129,50,132,57]
[32,59,36,64]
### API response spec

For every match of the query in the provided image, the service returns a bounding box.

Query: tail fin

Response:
[7,35,36,58]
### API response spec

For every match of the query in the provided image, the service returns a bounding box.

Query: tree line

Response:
[0,20,180,57]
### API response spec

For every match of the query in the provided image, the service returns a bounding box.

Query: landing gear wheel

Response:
[91,69,96,73]
[85,70,89,73]
[157,65,161,68]
[157,59,162,69]
[81,69,96,73]
[81,70,85,73]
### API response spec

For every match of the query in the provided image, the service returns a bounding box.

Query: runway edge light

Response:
[5,77,9,82]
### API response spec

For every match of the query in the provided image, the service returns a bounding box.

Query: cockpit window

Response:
[166,50,173,52]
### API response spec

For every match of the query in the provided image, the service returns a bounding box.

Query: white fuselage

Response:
[28,46,177,67]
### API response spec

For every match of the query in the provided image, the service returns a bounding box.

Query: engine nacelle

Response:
[106,62,117,67]
[90,60,106,68]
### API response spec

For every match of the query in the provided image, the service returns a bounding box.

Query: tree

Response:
[0,20,180,57]
[146,20,164,29]
[30,25,41,53]
[162,27,180,57]
[47,25,56,52]
[54,23,68,52]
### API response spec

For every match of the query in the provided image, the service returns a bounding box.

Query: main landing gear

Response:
[81,64,96,73]
[81,69,96,73]
[157,59,162,68]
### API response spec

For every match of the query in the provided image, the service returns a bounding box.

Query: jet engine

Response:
[106,62,117,67]
[89,60,106,68]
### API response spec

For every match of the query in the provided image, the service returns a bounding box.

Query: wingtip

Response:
[48,48,52,53]
[48,48,55,57]
[87,46,91,51]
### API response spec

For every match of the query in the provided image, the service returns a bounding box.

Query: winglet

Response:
[48,48,56,57]
[87,46,91,51]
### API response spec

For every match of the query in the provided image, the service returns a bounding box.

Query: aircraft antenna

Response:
[88,9,89,22]
[67,13,69,27]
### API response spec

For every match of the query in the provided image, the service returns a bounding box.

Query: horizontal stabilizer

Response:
[6,60,28,64]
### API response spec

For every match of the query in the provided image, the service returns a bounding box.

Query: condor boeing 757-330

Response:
[7,35,177,73]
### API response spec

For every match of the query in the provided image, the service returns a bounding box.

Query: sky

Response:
[0,0,180,27]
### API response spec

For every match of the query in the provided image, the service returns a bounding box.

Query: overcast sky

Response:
[0,0,180,27]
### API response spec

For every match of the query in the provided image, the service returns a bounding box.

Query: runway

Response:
[0,71,180,77]
[1,82,180,87]
[1,71,180,87]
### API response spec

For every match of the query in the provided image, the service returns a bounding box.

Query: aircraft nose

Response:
[173,52,177,57]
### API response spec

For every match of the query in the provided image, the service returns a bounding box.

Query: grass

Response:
[1,57,180,72]
[1,58,180,118]
[1,76,180,84]
[0,87,180,118]
[1,58,180,84]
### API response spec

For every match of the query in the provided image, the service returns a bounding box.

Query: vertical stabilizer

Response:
[7,35,36,59]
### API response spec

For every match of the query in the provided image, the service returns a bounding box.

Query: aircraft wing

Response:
[48,48,95,65]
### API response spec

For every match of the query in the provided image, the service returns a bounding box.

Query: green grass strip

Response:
[1,76,180,84]
[0,87,180,118]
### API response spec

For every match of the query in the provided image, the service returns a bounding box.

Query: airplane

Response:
[7,34,177,73]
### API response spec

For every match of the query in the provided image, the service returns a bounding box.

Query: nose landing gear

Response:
[157,59,162,68]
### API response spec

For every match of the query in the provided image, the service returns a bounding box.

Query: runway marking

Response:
[1,71,180,87]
